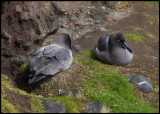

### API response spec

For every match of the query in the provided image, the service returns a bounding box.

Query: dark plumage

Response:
[28,33,78,85]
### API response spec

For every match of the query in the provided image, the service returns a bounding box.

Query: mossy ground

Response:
[2,50,158,113]
[75,51,158,113]
[1,74,46,113]
[124,33,144,42]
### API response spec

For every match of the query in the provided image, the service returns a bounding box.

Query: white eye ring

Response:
[118,40,121,42]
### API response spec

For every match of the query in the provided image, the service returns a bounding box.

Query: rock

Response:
[42,100,66,113]
[94,20,107,26]
[59,89,83,99]
[77,20,86,26]
[69,15,77,21]
[81,101,111,113]
[102,1,121,9]
[22,42,32,51]
[20,12,29,21]
[51,2,67,15]
[2,51,12,57]
[106,7,133,20]
[15,38,24,48]
[15,5,22,13]
[128,74,154,93]
[94,20,101,24]
[1,30,12,43]
[1,30,11,39]
[12,55,27,65]
[90,8,106,20]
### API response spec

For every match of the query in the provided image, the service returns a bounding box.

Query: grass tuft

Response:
[50,96,87,113]
[19,62,28,73]
[75,52,157,113]
[30,98,46,113]
[81,71,156,113]
[125,33,144,42]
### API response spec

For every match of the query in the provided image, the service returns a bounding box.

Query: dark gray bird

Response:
[128,74,154,93]
[95,32,133,65]
[28,33,78,85]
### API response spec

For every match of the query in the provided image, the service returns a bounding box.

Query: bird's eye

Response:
[117,40,121,42]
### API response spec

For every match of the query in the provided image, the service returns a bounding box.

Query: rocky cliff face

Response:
[1,1,63,82]
[1,1,131,85]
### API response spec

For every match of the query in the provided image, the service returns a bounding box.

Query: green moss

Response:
[75,53,158,113]
[83,50,96,58]
[1,74,47,113]
[19,62,28,73]
[81,71,157,113]
[1,98,19,113]
[144,1,159,9]
[153,86,159,92]
[30,98,46,113]
[1,75,19,113]
[75,51,121,73]
[125,33,144,42]
[50,96,87,113]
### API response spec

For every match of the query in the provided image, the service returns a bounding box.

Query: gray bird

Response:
[28,33,78,85]
[95,32,133,65]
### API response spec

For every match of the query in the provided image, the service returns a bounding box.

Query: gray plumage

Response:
[28,33,78,85]
[128,74,154,93]
[95,32,133,65]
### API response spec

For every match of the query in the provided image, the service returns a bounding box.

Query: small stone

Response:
[59,89,83,99]
[69,15,77,21]
[103,1,121,9]
[77,20,86,26]
[42,100,66,113]
[15,5,22,13]
[95,20,101,24]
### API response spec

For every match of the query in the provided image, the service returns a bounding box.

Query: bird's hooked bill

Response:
[123,42,132,53]
[70,43,79,52]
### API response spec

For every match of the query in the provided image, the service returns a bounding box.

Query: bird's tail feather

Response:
[28,74,45,85]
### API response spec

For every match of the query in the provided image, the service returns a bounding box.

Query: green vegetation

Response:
[145,1,159,4]
[83,50,96,58]
[75,51,157,113]
[1,75,19,113]
[19,62,28,73]
[81,71,156,113]
[1,74,46,113]
[124,33,144,42]
[144,1,159,9]
[50,96,87,113]
[30,98,46,113]
[1,50,158,113]
[1,98,20,113]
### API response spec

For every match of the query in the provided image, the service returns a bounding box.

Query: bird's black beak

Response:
[70,43,79,52]
[122,42,132,53]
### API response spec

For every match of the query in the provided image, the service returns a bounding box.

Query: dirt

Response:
[73,2,159,109]
[4,89,31,112]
